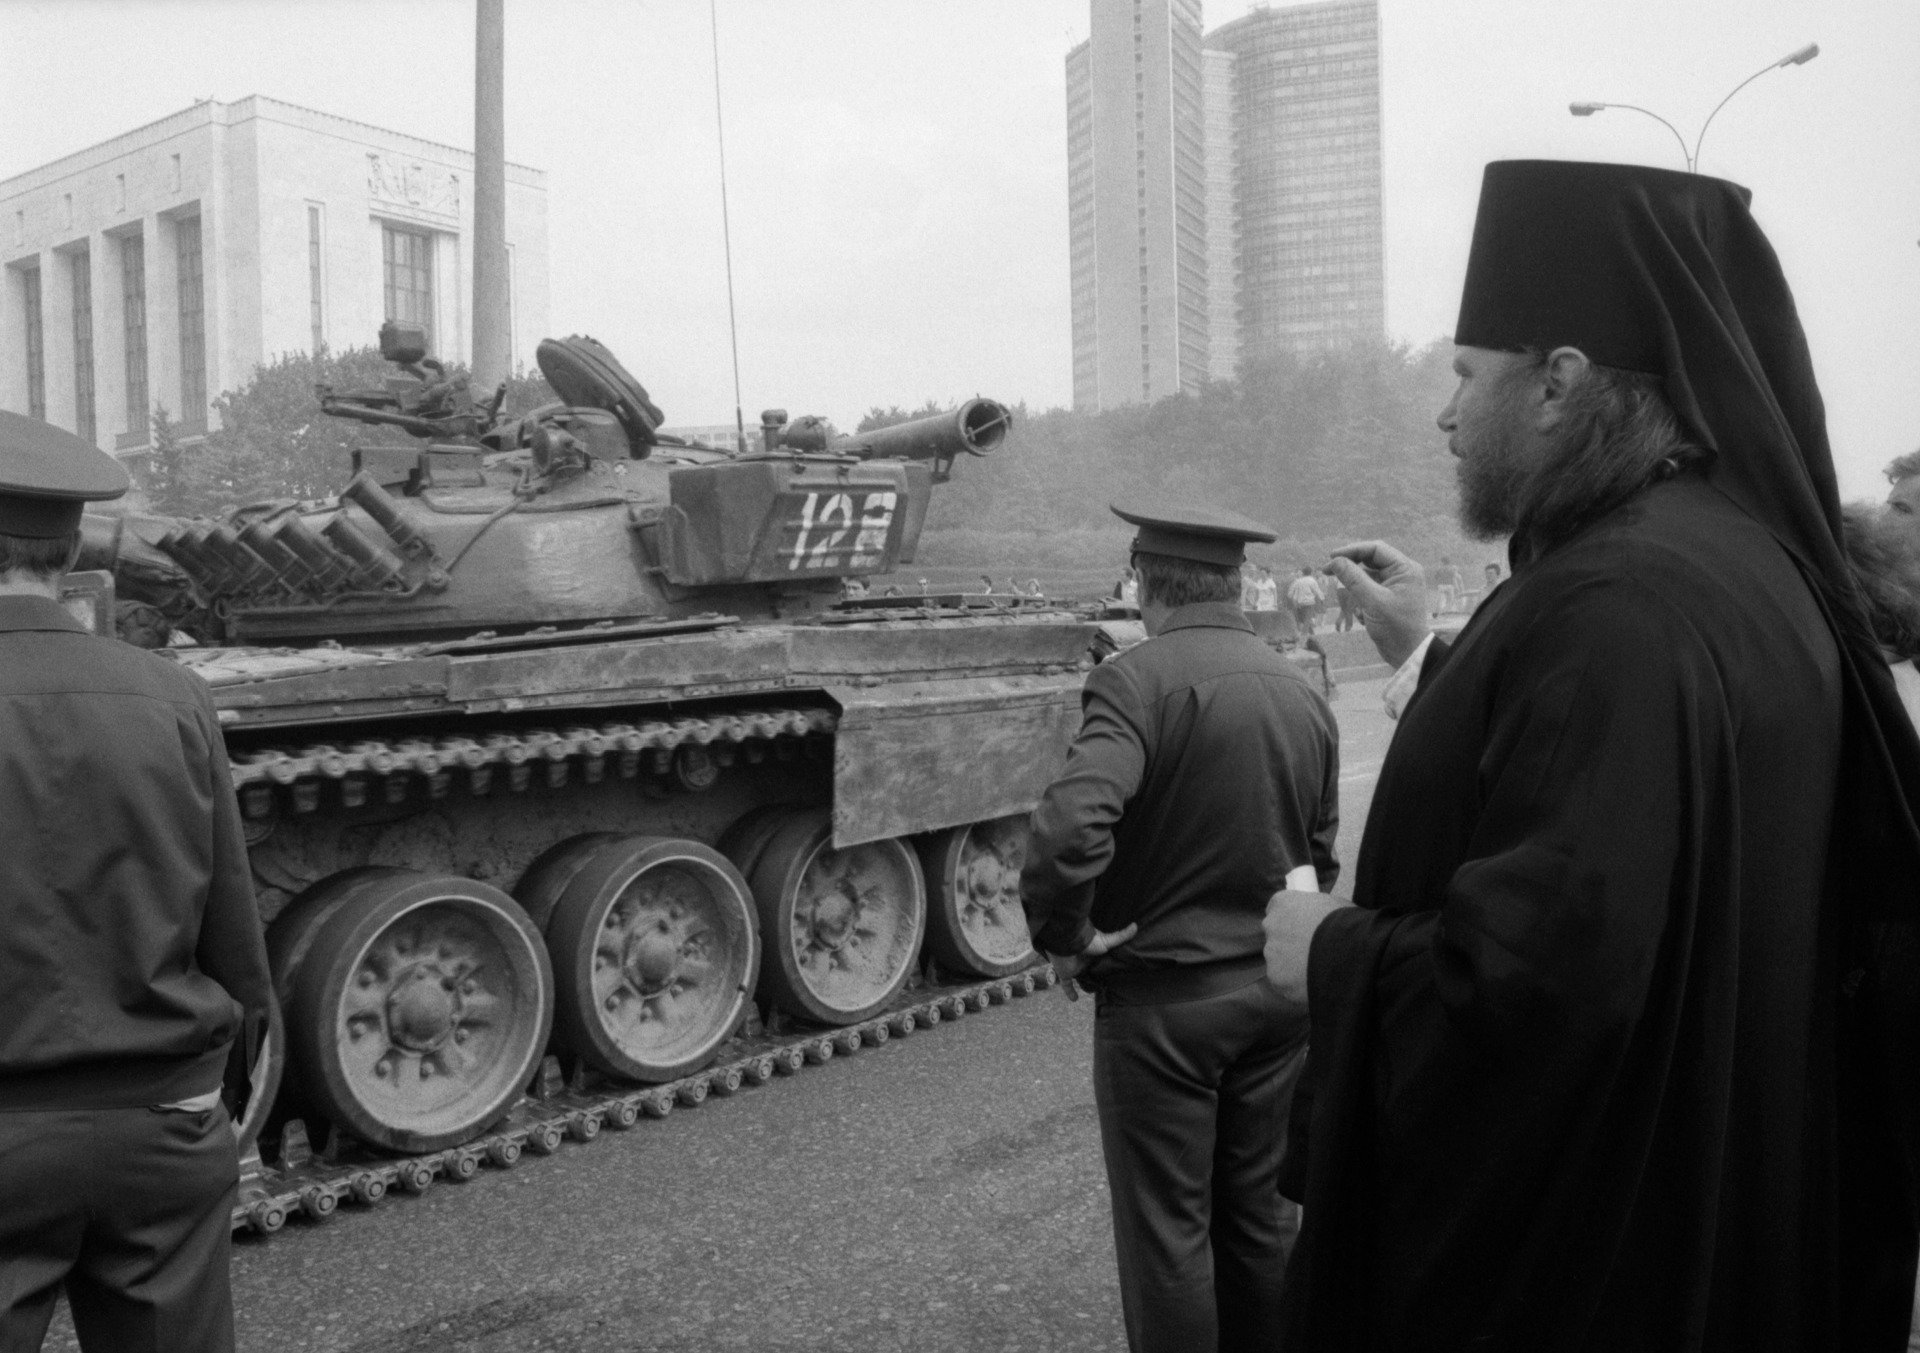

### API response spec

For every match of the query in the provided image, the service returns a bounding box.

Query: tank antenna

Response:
[709,0,747,453]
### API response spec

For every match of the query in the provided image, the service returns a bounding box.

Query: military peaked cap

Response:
[1111,499,1276,567]
[0,410,129,538]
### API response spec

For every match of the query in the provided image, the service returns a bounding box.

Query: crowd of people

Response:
[1113,553,1507,640]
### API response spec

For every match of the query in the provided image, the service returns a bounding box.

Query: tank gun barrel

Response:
[834,398,1010,463]
[756,398,1011,484]
[316,391,477,441]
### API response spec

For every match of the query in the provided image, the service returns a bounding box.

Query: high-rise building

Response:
[1,96,549,458]
[1065,0,1208,413]
[1209,1,1383,366]
[1067,0,1382,411]
[1201,46,1240,384]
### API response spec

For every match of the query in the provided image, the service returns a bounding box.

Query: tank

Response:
[84,326,1103,1230]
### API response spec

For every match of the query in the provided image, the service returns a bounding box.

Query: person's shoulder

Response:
[51,633,212,708]
[1536,478,1806,615]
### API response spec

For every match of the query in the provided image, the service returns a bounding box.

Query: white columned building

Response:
[0,96,550,460]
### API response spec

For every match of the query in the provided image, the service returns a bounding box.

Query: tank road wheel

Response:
[516,836,759,1083]
[748,809,926,1026]
[717,805,802,881]
[513,834,625,932]
[270,870,553,1154]
[918,815,1038,979]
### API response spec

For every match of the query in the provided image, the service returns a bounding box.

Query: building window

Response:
[22,268,44,421]
[71,247,95,445]
[121,234,148,435]
[176,216,206,425]
[307,204,325,353]
[382,224,433,351]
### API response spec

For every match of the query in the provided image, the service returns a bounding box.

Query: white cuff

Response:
[1383,633,1435,722]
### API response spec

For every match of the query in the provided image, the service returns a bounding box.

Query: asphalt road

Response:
[43,678,1396,1353]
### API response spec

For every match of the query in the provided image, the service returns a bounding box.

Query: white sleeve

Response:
[1382,632,1436,722]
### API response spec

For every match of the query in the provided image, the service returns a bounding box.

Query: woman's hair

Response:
[1841,503,1920,662]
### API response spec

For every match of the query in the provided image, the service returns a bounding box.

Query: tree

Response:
[908,337,1486,576]
[144,405,193,515]
[856,400,947,433]
[181,347,393,512]
[166,348,561,516]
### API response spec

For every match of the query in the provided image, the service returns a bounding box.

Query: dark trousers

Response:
[1093,976,1308,1353]
[0,1103,237,1353]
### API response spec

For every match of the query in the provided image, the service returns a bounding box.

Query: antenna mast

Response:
[709,0,747,452]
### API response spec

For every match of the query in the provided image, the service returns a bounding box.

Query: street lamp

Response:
[1569,43,1818,174]
[1569,101,1692,171]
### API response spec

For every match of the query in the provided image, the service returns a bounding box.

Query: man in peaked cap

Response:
[1266,160,1920,1350]
[0,413,272,1353]
[1022,500,1339,1352]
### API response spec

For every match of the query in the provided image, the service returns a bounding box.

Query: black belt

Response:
[1087,953,1269,1009]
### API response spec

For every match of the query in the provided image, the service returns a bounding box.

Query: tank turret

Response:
[132,328,1009,645]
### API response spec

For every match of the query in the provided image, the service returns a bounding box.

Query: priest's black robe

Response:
[1277,474,1856,1350]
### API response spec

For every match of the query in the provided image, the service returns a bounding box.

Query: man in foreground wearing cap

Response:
[1022,502,1339,1352]
[1265,160,1920,1348]
[0,412,272,1353]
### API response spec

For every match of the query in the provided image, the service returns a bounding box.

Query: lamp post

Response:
[1569,43,1818,174]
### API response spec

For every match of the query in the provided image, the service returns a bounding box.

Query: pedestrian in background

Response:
[1285,566,1320,634]
[1431,555,1463,614]
[1253,565,1280,613]
[1333,573,1359,632]
[1270,159,1920,1349]
[0,415,273,1353]
[1313,566,1336,627]
[1023,500,1338,1353]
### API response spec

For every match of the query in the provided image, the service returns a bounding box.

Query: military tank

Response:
[82,324,1102,1230]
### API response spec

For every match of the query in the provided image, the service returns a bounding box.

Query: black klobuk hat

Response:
[0,410,129,538]
[1111,499,1276,568]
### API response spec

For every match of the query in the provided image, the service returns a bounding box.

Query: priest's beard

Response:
[1456,359,1705,566]
[1453,365,1539,541]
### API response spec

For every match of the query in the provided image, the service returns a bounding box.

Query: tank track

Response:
[233,963,1060,1235]
[227,707,840,817]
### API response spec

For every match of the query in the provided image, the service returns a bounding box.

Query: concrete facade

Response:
[1209,0,1383,364]
[0,96,548,456]
[1067,0,1382,411]
[1202,46,1240,384]
[1066,0,1208,413]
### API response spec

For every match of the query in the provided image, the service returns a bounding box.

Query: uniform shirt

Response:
[1021,601,1339,972]
[0,594,271,1110]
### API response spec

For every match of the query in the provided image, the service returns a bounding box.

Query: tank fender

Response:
[825,672,1088,848]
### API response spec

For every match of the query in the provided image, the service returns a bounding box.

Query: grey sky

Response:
[0,0,1912,495]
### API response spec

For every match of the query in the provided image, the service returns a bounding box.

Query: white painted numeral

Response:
[789,490,898,572]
